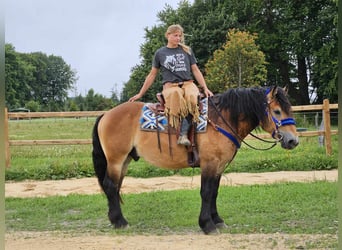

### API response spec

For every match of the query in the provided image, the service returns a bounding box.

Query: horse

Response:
[92,86,299,234]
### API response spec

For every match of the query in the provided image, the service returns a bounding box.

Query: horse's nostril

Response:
[289,139,299,147]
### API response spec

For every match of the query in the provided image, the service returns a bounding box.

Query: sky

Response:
[5,0,184,97]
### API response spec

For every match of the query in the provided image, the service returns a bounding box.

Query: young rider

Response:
[129,24,213,146]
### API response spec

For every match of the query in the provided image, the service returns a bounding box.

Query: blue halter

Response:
[265,88,296,138]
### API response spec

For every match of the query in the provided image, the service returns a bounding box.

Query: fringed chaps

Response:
[162,81,200,128]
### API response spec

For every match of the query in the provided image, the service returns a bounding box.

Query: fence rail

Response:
[7,111,104,119]
[5,99,338,167]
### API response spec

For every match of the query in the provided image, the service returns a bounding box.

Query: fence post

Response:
[322,99,332,156]
[5,108,10,167]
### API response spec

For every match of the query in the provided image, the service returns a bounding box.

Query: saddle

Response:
[147,93,202,168]
[147,93,166,114]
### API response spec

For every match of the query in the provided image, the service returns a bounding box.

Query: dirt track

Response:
[5,170,338,249]
[5,170,338,198]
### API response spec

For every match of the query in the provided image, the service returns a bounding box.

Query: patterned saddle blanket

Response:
[140,98,208,133]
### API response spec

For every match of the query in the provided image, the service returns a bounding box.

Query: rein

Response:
[207,96,284,151]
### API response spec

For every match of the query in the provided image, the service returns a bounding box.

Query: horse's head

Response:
[262,86,299,149]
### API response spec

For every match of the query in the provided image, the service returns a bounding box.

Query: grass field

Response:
[5,118,338,248]
[6,117,338,181]
[5,181,337,236]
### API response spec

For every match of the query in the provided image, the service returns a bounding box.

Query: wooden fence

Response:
[4,99,338,167]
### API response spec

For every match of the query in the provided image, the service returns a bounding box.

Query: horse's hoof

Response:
[114,223,129,229]
[215,222,228,229]
[202,225,220,235]
[206,228,220,235]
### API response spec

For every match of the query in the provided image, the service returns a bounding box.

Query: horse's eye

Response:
[273,109,281,116]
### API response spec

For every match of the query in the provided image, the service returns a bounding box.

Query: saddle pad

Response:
[140,98,208,133]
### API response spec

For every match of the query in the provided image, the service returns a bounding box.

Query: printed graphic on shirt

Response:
[163,53,187,72]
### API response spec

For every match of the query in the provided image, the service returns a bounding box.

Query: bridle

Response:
[269,115,296,140]
[208,89,296,151]
[265,89,296,140]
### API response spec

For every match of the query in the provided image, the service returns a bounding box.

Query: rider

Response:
[129,24,213,146]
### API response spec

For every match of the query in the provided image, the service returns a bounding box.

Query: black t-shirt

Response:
[152,46,197,84]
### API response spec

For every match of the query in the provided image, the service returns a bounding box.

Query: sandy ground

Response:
[5,170,338,198]
[5,232,337,250]
[5,170,338,250]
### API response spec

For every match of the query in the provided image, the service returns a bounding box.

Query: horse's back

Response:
[99,102,143,134]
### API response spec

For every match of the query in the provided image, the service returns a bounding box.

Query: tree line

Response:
[5,44,119,111]
[122,0,337,105]
[5,0,337,111]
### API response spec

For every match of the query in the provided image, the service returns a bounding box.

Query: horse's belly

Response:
[135,133,189,169]
[137,147,189,169]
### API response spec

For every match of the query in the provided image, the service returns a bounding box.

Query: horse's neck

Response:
[236,121,255,139]
[213,109,254,139]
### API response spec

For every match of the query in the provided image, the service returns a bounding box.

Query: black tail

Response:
[92,114,107,191]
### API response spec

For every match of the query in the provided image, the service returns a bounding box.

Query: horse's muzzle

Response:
[279,131,299,149]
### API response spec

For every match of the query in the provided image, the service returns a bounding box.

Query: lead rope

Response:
[208,97,279,151]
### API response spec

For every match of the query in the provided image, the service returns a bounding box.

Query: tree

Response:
[44,55,77,111]
[25,53,78,111]
[84,89,113,111]
[5,45,78,111]
[251,0,337,104]
[205,29,267,92]
[5,44,35,109]
[310,0,338,104]
[120,0,337,104]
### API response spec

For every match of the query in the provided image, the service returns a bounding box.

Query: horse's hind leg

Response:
[103,158,131,228]
[102,171,128,228]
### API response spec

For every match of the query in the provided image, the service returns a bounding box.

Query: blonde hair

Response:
[165,24,191,55]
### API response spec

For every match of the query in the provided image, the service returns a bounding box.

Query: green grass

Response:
[5,181,337,236]
[6,118,338,181]
[227,135,338,173]
[9,117,95,140]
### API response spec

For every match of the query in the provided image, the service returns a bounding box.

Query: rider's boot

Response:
[177,116,191,146]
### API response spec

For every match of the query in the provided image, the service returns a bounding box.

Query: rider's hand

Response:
[203,88,214,97]
[129,94,141,102]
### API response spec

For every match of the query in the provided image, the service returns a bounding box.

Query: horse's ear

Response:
[270,86,278,98]
[283,85,289,94]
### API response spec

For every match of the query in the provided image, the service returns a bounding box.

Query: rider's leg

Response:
[177,115,192,146]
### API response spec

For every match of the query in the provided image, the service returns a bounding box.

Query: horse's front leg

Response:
[199,174,221,234]
[210,175,227,228]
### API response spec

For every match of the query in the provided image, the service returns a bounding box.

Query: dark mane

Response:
[215,87,267,128]
[211,86,291,129]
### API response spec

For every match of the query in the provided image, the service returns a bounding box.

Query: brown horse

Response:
[92,86,298,234]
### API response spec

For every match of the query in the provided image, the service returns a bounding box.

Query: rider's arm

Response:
[129,67,159,102]
[191,64,213,97]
